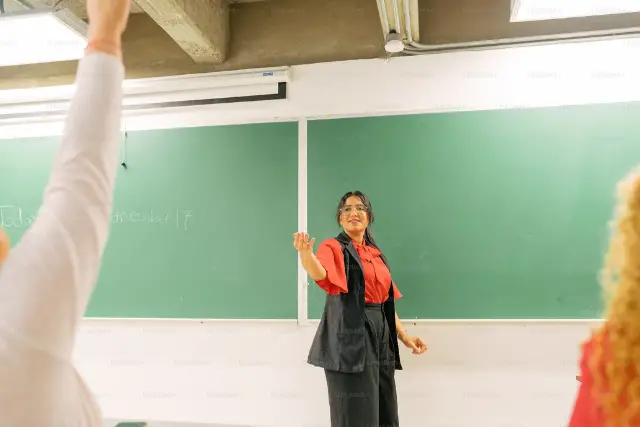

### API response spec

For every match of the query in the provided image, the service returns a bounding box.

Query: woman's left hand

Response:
[401,335,427,354]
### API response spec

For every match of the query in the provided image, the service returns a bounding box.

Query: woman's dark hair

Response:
[336,190,389,267]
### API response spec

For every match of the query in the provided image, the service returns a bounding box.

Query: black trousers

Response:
[324,303,399,427]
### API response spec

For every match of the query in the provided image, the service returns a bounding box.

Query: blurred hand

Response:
[292,232,315,255]
[401,335,427,355]
[86,0,132,45]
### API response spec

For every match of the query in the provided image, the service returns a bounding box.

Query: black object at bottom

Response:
[324,303,399,427]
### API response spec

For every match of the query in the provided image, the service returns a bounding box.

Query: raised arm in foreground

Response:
[0,0,131,362]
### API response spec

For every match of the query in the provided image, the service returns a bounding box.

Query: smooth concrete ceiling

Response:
[2,0,640,89]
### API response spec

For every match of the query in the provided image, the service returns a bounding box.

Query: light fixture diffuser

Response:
[511,0,640,22]
[0,9,87,67]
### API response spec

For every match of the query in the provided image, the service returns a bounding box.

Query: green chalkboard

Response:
[0,122,298,319]
[307,103,640,319]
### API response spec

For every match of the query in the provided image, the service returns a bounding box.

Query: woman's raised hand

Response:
[87,0,132,40]
[292,232,315,254]
[85,0,132,59]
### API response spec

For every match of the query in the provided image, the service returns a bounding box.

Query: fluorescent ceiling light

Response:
[0,10,87,67]
[376,0,421,44]
[511,0,640,22]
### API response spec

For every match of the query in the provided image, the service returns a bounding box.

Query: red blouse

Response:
[569,335,605,427]
[568,327,637,427]
[314,238,402,304]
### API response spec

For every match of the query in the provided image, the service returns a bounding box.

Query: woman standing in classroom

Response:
[293,190,427,427]
[568,167,640,427]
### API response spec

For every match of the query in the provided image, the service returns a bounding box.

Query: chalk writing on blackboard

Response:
[0,205,194,231]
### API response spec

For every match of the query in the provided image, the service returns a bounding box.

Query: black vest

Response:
[307,232,403,373]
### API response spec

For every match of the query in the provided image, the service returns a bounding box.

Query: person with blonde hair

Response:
[0,0,131,425]
[569,167,640,427]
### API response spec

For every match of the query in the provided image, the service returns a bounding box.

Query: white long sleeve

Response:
[0,52,124,427]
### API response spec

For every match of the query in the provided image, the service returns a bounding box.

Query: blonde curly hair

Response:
[591,167,640,427]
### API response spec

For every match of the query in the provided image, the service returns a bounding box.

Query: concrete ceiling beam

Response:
[134,0,229,64]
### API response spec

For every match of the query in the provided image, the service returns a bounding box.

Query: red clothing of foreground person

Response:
[568,329,639,427]
[314,238,403,303]
[569,336,605,427]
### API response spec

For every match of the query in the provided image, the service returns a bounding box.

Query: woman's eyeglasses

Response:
[340,205,368,215]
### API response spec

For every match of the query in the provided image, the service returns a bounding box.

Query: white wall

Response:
[85,319,598,427]
[4,36,640,426]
